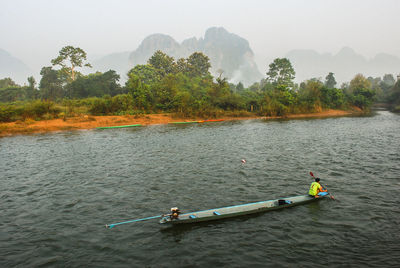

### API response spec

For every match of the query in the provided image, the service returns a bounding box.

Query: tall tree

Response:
[127,65,160,85]
[325,72,337,88]
[349,74,372,93]
[380,74,396,94]
[26,76,38,100]
[147,50,175,77]
[349,74,375,109]
[266,58,296,88]
[39,67,64,101]
[51,46,92,82]
[298,80,323,111]
[236,82,244,92]
[186,52,211,77]
[126,74,155,111]
[382,74,395,87]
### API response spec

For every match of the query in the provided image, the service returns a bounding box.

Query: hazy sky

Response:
[1,0,400,74]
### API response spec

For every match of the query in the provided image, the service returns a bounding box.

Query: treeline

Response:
[370,75,400,112]
[0,46,397,122]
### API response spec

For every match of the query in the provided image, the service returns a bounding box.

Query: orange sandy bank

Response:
[0,109,355,137]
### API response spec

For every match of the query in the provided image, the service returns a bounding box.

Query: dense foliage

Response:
[0,100,61,122]
[0,46,393,122]
[387,79,400,112]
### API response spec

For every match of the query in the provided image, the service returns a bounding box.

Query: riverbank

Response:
[0,109,357,137]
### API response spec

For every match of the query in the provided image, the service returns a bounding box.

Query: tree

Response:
[0,77,38,102]
[147,50,175,77]
[26,76,38,100]
[176,58,188,73]
[325,72,337,88]
[239,89,261,112]
[367,76,382,89]
[349,74,372,93]
[51,46,92,82]
[348,74,375,109]
[0,86,25,102]
[39,67,64,101]
[125,65,161,111]
[236,82,244,92]
[67,70,121,98]
[127,65,160,85]
[320,86,345,109]
[155,74,181,111]
[186,52,211,77]
[367,76,385,101]
[248,81,261,92]
[207,73,231,109]
[27,76,36,88]
[382,74,395,87]
[387,80,400,111]
[298,80,322,108]
[126,73,153,111]
[266,58,296,88]
[0,78,18,89]
[380,74,396,95]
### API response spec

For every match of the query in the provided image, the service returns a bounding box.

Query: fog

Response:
[1,0,399,80]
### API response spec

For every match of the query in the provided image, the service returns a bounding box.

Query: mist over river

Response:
[1,111,399,267]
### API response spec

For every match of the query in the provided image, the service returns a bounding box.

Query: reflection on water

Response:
[1,110,400,267]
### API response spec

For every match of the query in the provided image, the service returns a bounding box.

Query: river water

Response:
[1,111,399,267]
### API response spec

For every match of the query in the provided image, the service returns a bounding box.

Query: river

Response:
[1,110,399,267]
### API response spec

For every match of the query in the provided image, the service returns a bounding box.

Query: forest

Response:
[0,46,399,123]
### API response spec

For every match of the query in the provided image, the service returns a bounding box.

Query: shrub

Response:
[88,94,133,115]
[0,105,17,122]
[22,100,61,120]
[88,98,108,115]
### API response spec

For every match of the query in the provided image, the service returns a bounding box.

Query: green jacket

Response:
[309,181,321,196]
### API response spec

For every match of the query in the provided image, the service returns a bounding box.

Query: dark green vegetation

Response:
[1,45,393,123]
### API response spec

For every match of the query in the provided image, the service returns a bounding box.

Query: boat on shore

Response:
[159,193,329,225]
[96,124,142,129]
[198,119,225,123]
[169,119,225,124]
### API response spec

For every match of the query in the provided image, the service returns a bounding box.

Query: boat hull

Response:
[159,195,325,225]
[96,124,141,129]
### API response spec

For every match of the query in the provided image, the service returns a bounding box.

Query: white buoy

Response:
[241,159,246,163]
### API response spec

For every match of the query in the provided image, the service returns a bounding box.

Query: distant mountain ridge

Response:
[2,31,400,87]
[93,27,263,86]
[285,47,400,84]
[0,49,32,85]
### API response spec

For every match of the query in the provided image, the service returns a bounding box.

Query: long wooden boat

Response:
[198,119,225,123]
[159,193,328,225]
[96,124,141,129]
[169,119,225,124]
[169,121,200,124]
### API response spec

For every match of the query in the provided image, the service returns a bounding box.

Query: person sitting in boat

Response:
[170,207,181,219]
[309,178,327,198]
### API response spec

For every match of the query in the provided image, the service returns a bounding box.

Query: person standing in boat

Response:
[309,178,327,198]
